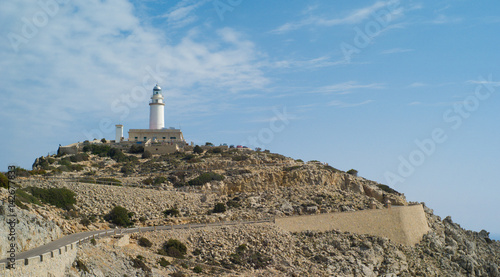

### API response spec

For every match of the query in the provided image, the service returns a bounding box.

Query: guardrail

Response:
[0,218,275,270]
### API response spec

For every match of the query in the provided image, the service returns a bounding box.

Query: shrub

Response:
[131,257,151,272]
[188,172,224,187]
[59,159,71,166]
[213,203,226,213]
[15,167,30,177]
[24,187,76,210]
[193,145,203,154]
[205,142,214,146]
[97,177,122,186]
[75,259,89,272]
[80,217,91,226]
[142,177,154,185]
[347,169,358,176]
[142,151,152,159]
[193,266,202,273]
[229,244,271,269]
[154,176,167,185]
[15,189,42,206]
[0,172,8,189]
[192,249,201,256]
[139,216,147,223]
[226,197,241,208]
[120,164,134,175]
[161,239,187,259]
[377,184,399,194]
[70,153,89,163]
[210,147,223,154]
[90,238,96,246]
[138,237,153,248]
[101,138,107,143]
[105,206,132,227]
[158,257,170,267]
[129,144,144,154]
[232,155,249,161]
[163,208,180,217]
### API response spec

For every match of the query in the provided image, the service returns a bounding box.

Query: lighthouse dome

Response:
[153,84,161,91]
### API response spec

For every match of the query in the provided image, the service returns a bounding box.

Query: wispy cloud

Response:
[161,0,208,29]
[430,14,462,24]
[328,100,374,108]
[271,0,401,34]
[381,48,414,55]
[312,81,384,94]
[408,82,427,88]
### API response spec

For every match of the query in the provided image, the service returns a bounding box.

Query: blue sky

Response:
[1,0,499,239]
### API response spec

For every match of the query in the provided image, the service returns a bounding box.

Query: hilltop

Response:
[1,142,499,276]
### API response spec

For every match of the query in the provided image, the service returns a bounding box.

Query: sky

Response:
[1,0,499,239]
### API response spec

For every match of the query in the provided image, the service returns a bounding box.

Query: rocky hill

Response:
[1,143,498,276]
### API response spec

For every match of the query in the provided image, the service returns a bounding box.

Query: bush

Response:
[142,151,152,159]
[0,172,8,189]
[193,266,203,273]
[138,237,153,248]
[188,172,224,187]
[210,147,223,154]
[163,208,180,217]
[15,167,30,177]
[101,138,107,143]
[347,169,358,176]
[193,145,203,154]
[70,153,89,163]
[15,189,42,206]
[129,144,144,154]
[229,244,271,269]
[131,256,151,272]
[158,257,170,267]
[377,184,399,194]
[232,155,249,161]
[161,239,187,259]
[142,177,154,185]
[80,217,91,226]
[120,164,134,175]
[24,187,76,210]
[105,206,132,227]
[90,238,96,246]
[213,203,226,213]
[59,159,71,166]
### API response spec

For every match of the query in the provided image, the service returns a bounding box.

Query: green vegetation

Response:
[131,256,151,273]
[142,151,152,159]
[75,259,89,273]
[80,217,91,226]
[283,165,302,172]
[90,238,96,246]
[142,176,167,186]
[347,169,358,176]
[160,239,187,259]
[232,155,249,161]
[377,184,399,194]
[163,207,180,217]
[213,203,226,213]
[120,164,135,175]
[323,165,340,173]
[105,205,133,227]
[193,145,203,154]
[101,138,107,143]
[188,172,224,187]
[229,244,271,269]
[78,177,122,186]
[0,172,8,189]
[15,189,42,208]
[209,147,223,154]
[192,249,202,256]
[83,144,137,163]
[14,167,31,177]
[226,197,241,208]
[23,187,76,210]
[138,237,153,248]
[69,153,89,162]
[129,144,144,154]
[158,257,170,267]
[193,265,203,273]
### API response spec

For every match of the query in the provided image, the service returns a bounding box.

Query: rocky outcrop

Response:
[0,189,62,260]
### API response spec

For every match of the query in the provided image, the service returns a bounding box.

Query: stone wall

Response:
[0,242,78,277]
[275,204,430,246]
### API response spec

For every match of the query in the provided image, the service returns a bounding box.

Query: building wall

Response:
[128,129,185,144]
[275,204,430,246]
[145,144,181,155]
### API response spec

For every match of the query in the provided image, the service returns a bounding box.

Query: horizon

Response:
[1,0,500,237]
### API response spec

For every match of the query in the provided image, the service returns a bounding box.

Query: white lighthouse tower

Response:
[149,84,165,129]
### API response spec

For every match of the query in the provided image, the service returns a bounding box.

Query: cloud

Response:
[271,0,403,34]
[430,14,462,24]
[270,56,349,69]
[0,0,269,143]
[312,81,384,94]
[408,82,427,88]
[161,0,209,29]
[381,48,414,54]
[328,100,374,108]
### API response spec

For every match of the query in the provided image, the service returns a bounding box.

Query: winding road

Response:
[0,219,273,265]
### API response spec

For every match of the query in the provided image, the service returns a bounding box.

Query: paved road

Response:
[0,219,272,264]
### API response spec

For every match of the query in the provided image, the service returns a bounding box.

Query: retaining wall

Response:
[275,204,430,246]
[0,242,77,277]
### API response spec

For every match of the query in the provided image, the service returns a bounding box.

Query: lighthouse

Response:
[149,84,165,129]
